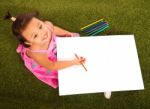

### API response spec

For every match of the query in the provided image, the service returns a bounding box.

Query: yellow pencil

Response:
[80,18,103,30]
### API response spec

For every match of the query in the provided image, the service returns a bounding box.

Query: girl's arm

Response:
[44,21,75,37]
[29,52,85,71]
[53,26,73,37]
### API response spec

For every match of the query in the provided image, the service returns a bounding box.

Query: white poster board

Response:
[56,35,144,96]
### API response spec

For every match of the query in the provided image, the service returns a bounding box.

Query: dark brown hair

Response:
[4,11,39,48]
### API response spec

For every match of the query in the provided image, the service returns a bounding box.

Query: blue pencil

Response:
[88,24,109,36]
[88,23,109,35]
[86,22,108,33]
[90,25,109,36]
[83,21,106,33]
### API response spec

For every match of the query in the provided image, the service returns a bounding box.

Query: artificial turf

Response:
[0,0,150,109]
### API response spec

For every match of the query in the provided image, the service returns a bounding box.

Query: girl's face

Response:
[22,17,50,46]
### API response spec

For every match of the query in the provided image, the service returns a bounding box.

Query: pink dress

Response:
[16,23,80,89]
[16,23,58,88]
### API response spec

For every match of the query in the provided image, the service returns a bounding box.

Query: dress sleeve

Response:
[16,44,24,53]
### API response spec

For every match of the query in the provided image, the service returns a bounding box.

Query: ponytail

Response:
[4,11,39,48]
[4,11,16,21]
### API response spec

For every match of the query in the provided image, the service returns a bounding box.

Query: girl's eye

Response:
[39,25,42,29]
[34,34,38,38]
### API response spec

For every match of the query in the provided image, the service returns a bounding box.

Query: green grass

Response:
[0,0,150,109]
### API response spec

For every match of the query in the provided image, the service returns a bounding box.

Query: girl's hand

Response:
[72,56,86,65]
[64,32,80,37]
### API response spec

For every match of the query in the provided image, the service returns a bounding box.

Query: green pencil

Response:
[90,25,109,36]
[87,23,108,35]
[88,25,109,36]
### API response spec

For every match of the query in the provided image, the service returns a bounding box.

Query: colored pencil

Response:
[80,19,103,30]
[82,21,105,32]
[88,24,109,35]
[90,25,109,36]
[86,22,108,33]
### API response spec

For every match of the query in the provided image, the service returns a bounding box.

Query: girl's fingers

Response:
[79,58,86,63]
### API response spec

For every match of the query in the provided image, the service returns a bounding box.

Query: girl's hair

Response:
[4,11,39,48]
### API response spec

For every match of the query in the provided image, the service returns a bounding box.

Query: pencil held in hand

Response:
[74,54,88,71]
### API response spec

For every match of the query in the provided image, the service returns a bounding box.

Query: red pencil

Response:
[74,53,87,71]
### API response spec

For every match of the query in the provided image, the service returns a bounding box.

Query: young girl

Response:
[4,11,86,89]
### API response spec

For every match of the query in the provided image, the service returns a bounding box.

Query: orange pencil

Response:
[74,53,87,71]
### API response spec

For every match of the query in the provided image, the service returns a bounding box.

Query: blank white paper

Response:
[56,35,144,96]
